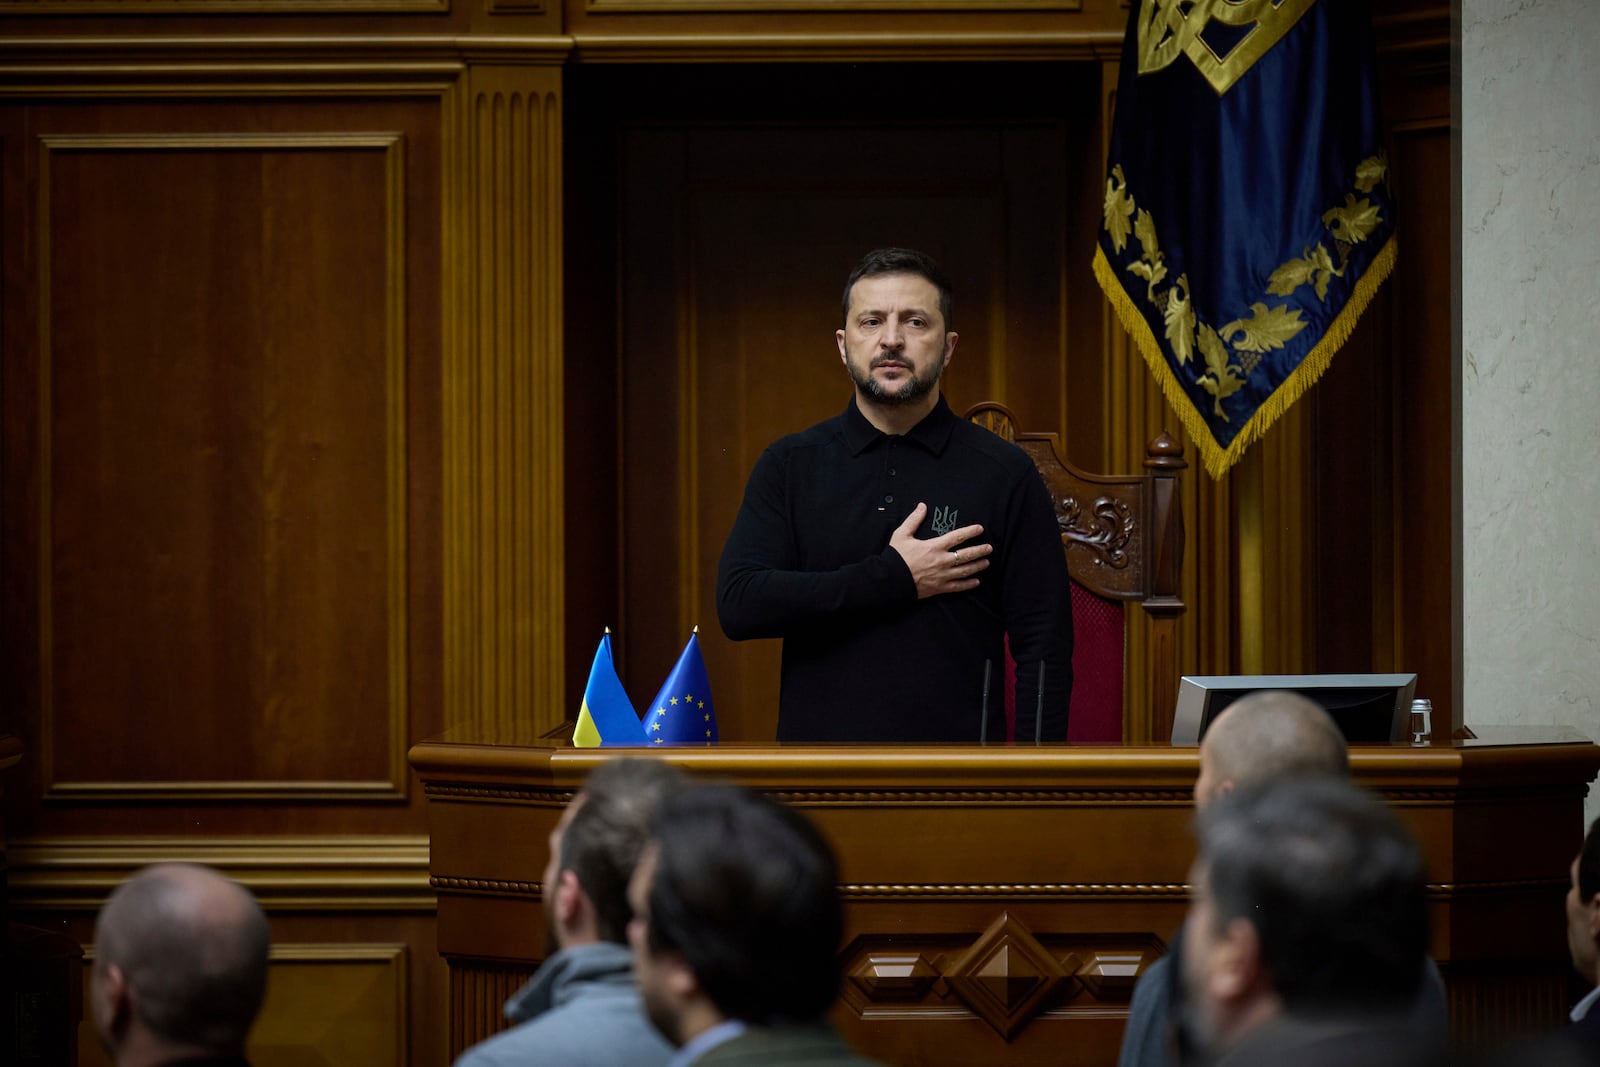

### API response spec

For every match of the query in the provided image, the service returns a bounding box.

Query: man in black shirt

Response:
[715,248,1073,742]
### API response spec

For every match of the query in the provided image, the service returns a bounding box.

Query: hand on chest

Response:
[794,444,995,567]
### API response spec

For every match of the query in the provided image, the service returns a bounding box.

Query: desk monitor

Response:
[1170,673,1419,745]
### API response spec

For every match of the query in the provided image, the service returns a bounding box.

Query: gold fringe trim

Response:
[1093,234,1399,479]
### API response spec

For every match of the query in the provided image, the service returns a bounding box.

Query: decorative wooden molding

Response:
[2,0,446,13]
[487,0,546,14]
[33,131,410,804]
[840,883,1189,901]
[432,875,540,896]
[7,836,433,911]
[838,918,1166,1039]
[568,32,1122,63]
[586,0,1078,12]
[442,65,567,737]
[0,37,572,97]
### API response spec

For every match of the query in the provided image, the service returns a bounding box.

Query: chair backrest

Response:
[964,402,1186,743]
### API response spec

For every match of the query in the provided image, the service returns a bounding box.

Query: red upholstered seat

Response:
[967,402,1186,744]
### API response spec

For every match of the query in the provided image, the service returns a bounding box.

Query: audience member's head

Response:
[1181,778,1429,1058]
[1568,817,1600,986]
[543,757,689,953]
[91,863,271,1065]
[1194,690,1348,808]
[627,784,842,1047]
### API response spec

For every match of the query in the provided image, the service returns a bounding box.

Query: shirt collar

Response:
[666,1019,746,1067]
[840,394,957,457]
[1572,983,1600,1022]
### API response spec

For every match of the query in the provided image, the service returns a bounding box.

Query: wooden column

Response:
[443,49,572,737]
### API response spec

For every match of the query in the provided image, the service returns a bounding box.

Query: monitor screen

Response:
[1170,673,1420,745]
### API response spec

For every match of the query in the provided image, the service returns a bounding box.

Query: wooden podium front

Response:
[409,732,1600,1065]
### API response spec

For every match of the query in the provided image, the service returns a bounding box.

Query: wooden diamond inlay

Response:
[945,912,1072,1040]
[847,953,939,1002]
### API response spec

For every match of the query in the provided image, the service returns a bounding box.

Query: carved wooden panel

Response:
[35,132,409,801]
[841,915,1165,1041]
[449,960,537,1059]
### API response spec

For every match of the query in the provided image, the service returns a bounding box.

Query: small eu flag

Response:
[643,630,718,744]
[573,631,646,747]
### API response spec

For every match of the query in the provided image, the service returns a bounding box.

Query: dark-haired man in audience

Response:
[455,758,687,1067]
[626,783,885,1066]
[1183,777,1443,1067]
[1119,691,1447,1067]
[91,863,270,1067]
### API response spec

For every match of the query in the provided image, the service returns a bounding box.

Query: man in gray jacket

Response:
[455,758,687,1067]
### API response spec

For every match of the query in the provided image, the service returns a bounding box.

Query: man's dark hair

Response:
[841,247,954,330]
[560,757,689,944]
[1196,778,1428,1015]
[646,784,842,1025]
[95,864,270,1049]
[1579,817,1600,902]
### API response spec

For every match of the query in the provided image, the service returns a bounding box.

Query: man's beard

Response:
[849,354,941,406]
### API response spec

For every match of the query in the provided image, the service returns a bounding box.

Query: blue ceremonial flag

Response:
[573,631,646,747]
[1094,0,1397,478]
[643,630,718,745]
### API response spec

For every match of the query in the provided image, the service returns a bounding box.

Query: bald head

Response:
[93,863,270,1055]
[1194,691,1348,808]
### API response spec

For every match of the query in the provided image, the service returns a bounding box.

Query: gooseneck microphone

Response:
[1033,663,1046,744]
[979,659,992,743]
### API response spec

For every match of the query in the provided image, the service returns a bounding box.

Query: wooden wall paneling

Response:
[2,89,445,838]
[1250,405,1314,675]
[0,48,453,1066]
[560,68,625,721]
[1308,294,1395,678]
[1387,111,1456,733]
[37,131,408,802]
[442,56,570,738]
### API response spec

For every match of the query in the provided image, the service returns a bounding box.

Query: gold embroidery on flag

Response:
[1137,0,1319,95]
[1098,153,1392,466]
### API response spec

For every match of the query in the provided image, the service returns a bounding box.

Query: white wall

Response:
[1461,1,1600,800]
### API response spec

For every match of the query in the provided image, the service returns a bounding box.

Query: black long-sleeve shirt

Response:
[716,396,1073,742]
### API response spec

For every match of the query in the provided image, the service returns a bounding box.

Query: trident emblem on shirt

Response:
[930,506,959,537]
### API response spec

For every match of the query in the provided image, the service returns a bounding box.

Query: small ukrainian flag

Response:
[573,630,646,747]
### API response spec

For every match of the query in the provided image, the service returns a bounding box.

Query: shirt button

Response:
[889,468,897,476]
[884,494,894,503]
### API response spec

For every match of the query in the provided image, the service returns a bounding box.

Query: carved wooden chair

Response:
[964,402,1186,743]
